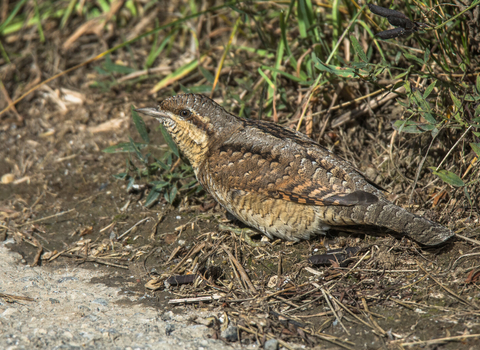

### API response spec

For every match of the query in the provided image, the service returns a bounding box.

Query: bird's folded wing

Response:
[263,188,379,206]
[209,144,380,207]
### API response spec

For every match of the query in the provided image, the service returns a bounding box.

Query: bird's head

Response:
[136,94,241,168]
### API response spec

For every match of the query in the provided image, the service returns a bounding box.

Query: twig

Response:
[361,297,386,335]
[330,297,376,331]
[48,249,68,262]
[237,325,295,350]
[331,86,406,128]
[61,253,129,269]
[17,209,75,227]
[168,294,222,304]
[398,333,480,347]
[452,252,480,270]
[455,232,480,246]
[222,245,256,294]
[294,311,333,318]
[170,242,205,274]
[285,295,324,313]
[0,79,23,124]
[321,288,350,335]
[418,264,478,309]
[117,66,170,83]
[0,293,35,303]
[303,329,356,350]
[436,125,473,171]
[391,299,455,313]
[117,217,152,240]
[318,83,341,139]
[329,250,370,290]
[31,237,43,267]
[275,295,301,309]
[409,132,438,205]
[261,282,310,300]
[76,193,102,205]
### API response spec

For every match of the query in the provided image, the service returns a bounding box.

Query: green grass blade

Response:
[0,0,28,34]
[423,81,436,99]
[150,58,199,93]
[350,35,368,63]
[102,142,148,153]
[158,124,179,157]
[60,0,78,29]
[470,143,480,157]
[33,0,45,42]
[144,190,161,208]
[297,0,310,38]
[258,68,275,91]
[131,106,150,144]
[430,168,465,187]
[146,31,175,69]
[261,66,305,83]
[211,17,241,95]
[129,137,146,162]
[279,10,297,68]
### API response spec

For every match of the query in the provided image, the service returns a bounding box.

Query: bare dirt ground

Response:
[1,1,480,349]
[1,243,255,350]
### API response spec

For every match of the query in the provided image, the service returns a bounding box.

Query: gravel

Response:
[0,243,255,350]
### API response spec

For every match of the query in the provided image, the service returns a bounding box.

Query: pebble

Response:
[264,338,279,350]
[221,325,238,342]
[165,324,175,336]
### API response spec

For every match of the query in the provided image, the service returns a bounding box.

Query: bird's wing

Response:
[207,121,381,206]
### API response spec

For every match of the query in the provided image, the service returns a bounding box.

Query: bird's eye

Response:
[180,109,191,118]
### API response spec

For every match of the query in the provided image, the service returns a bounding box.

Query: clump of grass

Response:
[102,106,199,206]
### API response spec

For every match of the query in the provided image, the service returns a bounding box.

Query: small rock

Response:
[221,325,238,342]
[195,316,217,327]
[165,324,175,336]
[92,298,108,306]
[267,275,279,288]
[264,338,279,350]
[161,311,174,321]
[2,308,17,317]
[1,173,15,184]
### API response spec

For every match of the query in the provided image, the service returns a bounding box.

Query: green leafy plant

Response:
[103,106,198,207]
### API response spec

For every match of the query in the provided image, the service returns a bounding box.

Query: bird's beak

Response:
[134,107,169,119]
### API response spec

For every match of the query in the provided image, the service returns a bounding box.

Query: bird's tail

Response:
[358,201,454,246]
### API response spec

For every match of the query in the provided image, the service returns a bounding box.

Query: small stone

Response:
[1,173,15,184]
[165,323,175,336]
[161,311,174,321]
[92,298,108,306]
[62,331,73,339]
[264,338,279,350]
[195,316,217,327]
[267,275,278,288]
[221,325,238,342]
[2,308,17,317]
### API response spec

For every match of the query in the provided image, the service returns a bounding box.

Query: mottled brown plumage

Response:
[136,94,453,246]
